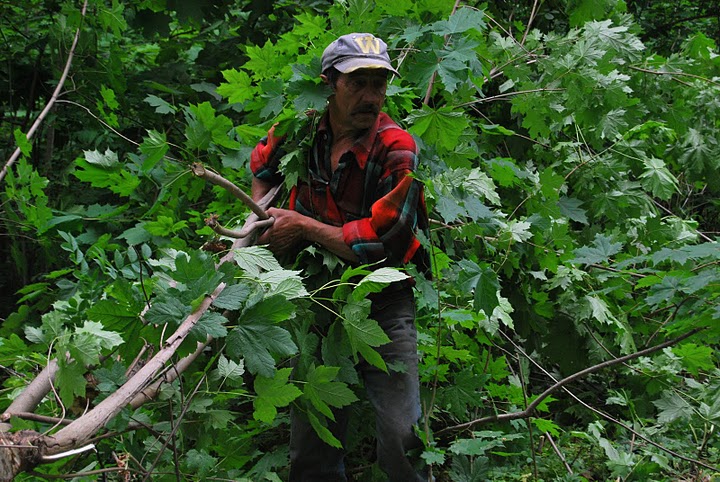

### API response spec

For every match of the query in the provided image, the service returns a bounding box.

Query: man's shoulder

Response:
[376,113,414,147]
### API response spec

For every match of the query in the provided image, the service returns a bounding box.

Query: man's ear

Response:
[320,74,335,92]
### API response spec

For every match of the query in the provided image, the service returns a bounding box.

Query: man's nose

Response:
[360,85,385,103]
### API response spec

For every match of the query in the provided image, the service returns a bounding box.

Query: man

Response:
[250,32,428,482]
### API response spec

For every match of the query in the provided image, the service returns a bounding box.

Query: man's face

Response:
[330,68,388,132]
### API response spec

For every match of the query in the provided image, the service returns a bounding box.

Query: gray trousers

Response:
[289,286,426,481]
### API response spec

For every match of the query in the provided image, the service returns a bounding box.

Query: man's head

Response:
[320,33,396,133]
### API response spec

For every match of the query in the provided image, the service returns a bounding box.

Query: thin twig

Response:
[437,327,703,435]
[496,330,720,473]
[629,65,720,88]
[141,372,208,482]
[460,88,565,106]
[520,0,540,46]
[0,0,89,183]
[423,0,463,106]
[545,432,573,475]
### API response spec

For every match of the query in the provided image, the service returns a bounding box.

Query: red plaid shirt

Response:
[251,112,427,269]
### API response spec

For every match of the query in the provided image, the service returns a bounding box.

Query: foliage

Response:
[1,0,719,480]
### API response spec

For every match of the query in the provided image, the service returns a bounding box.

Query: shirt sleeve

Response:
[250,125,285,185]
[342,131,424,266]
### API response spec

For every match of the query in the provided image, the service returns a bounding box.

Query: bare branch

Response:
[0,360,59,429]
[205,214,274,239]
[0,0,89,183]
[191,163,270,220]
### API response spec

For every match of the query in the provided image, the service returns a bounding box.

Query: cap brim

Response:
[334,58,400,77]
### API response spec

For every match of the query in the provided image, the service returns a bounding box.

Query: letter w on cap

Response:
[354,35,381,54]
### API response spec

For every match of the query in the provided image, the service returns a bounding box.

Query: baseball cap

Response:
[321,33,400,76]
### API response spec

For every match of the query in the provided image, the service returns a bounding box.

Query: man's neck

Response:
[327,103,368,143]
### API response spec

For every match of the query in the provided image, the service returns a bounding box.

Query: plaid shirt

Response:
[251,112,427,269]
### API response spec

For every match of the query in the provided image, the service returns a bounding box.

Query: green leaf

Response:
[73,158,140,197]
[184,449,217,477]
[144,94,176,114]
[533,418,561,437]
[406,105,469,152]
[184,102,240,151]
[307,410,342,448]
[449,431,522,456]
[242,295,295,324]
[87,299,139,331]
[227,324,297,377]
[253,368,302,423]
[672,343,715,376]
[13,129,32,157]
[645,275,682,308]
[558,196,589,224]
[100,84,119,110]
[421,448,446,465]
[84,148,119,167]
[429,6,486,35]
[639,157,679,200]
[213,282,253,310]
[651,243,720,265]
[76,321,124,350]
[56,361,87,407]
[569,0,616,26]
[341,299,390,371]
[571,234,623,265]
[441,368,487,418]
[145,297,191,326]
[216,68,256,105]
[457,260,500,317]
[139,129,169,173]
[653,391,693,424]
[173,250,215,284]
[193,312,228,340]
[351,267,409,301]
[234,246,283,278]
[216,354,245,382]
[303,365,358,420]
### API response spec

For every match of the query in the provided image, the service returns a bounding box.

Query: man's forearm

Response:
[251,176,274,202]
[301,217,359,263]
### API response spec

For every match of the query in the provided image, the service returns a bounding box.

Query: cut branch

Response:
[0,186,280,479]
[191,162,270,220]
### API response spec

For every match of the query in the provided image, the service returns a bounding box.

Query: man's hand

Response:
[258,207,305,257]
[258,207,360,262]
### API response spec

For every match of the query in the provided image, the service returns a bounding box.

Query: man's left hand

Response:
[258,207,305,257]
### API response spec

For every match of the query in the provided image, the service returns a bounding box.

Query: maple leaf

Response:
[302,365,358,420]
[571,234,623,265]
[253,368,302,423]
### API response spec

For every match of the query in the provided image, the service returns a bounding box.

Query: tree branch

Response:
[191,163,270,220]
[0,0,89,184]
[437,327,703,435]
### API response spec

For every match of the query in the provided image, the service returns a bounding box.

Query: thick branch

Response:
[43,185,280,455]
[0,186,280,476]
[191,163,269,220]
[1,360,58,421]
[0,1,89,183]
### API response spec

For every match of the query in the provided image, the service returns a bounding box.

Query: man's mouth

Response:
[353,106,379,116]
